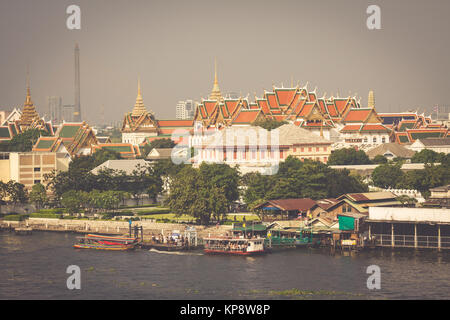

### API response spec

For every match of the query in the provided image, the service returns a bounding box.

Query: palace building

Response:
[121,80,194,147]
[193,66,392,150]
[0,81,54,142]
[194,124,332,174]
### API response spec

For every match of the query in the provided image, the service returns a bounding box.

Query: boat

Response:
[73,234,139,251]
[203,237,265,256]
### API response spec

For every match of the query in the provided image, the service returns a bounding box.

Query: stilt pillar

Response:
[391,223,395,247]
[414,224,418,248]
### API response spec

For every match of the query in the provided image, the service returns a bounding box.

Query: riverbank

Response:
[0,218,232,241]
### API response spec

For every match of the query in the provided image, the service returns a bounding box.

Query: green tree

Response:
[372,155,388,164]
[252,118,287,131]
[167,164,240,225]
[29,183,47,210]
[0,129,50,152]
[327,148,372,165]
[0,181,8,202]
[371,163,404,189]
[61,190,84,215]
[142,138,176,157]
[6,181,28,204]
[411,149,446,164]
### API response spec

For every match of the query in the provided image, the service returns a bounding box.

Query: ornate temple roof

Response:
[19,84,42,129]
[209,58,223,101]
[131,79,147,117]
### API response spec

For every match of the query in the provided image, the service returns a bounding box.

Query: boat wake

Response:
[148,248,204,256]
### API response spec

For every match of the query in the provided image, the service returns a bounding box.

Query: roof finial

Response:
[209,57,223,101]
[368,90,375,108]
[26,64,31,103]
[214,57,218,85]
[137,77,141,97]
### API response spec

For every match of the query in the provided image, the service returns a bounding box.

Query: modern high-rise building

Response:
[176,100,196,120]
[73,43,81,122]
[47,96,62,123]
[62,104,75,122]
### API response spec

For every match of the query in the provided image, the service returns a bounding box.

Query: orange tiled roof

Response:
[342,108,372,123]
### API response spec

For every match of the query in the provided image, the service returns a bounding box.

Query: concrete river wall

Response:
[0,218,232,240]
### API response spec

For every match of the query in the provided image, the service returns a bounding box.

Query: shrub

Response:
[29,213,61,219]
[135,208,171,215]
[3,214,29,221]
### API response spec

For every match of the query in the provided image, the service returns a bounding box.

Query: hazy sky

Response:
[0,0,449,124]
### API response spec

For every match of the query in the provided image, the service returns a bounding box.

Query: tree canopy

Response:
[327,148,372,165]
[0,129,50,152]
[243,156,368,208]
[142,138,176,157]
[252,118,287,131]
[411,149,447,164]
[167,163,240,224]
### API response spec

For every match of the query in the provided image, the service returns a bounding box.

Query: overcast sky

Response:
[0,0,449,124]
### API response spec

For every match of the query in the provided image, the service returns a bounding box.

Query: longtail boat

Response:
[73,234,139,251]
[203,237,265,256]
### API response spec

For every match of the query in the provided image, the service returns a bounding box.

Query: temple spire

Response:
[19,68,40,128]
[368,90,375,108]
[131,78,147,116]
[209,57,223,101]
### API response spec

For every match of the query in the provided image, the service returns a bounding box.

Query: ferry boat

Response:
[203,237,265,256]
[73,234,139,251]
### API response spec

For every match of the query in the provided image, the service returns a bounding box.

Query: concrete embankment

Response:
[0,218,232,241]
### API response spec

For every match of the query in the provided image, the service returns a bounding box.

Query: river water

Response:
[0,231,449,300]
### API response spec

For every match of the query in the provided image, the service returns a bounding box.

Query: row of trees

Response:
[242,156,368,208]
[328,147,450,166]
[60,190,130,214]
[0,129,50,152]
[167,157,369,224]
[371,158,450,197]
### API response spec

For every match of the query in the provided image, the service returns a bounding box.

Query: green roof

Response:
[102,145,133,153]
[0,127,10,138]
[59,125,81,138]
[399,135,410,143]
[36,139,55,149]
[399,122,415,132]
[410,132,443,140]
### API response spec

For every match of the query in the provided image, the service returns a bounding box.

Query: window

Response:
[34,180,41,184]
[34,167,41,172]
[364,137,368,143]
[308,147,312,152]
[382,137,386,143]
[373,137,377,143]
[316,147,319,152]
[301,147,304,152]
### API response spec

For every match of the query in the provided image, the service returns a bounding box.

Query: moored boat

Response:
[73,234,139,251]
[203,237,265,256]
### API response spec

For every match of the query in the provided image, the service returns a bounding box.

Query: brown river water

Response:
[1,231,449,299]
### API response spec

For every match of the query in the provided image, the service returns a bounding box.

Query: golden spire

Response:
[131,77,147,116]
[368,90,375,108]
[209,57,223,101]
[20,68,40,128]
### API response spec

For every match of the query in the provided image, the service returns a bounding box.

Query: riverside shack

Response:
[253,198,316,221]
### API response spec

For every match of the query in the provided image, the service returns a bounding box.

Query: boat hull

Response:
[73,244,136,251]
[204,249,265,256]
